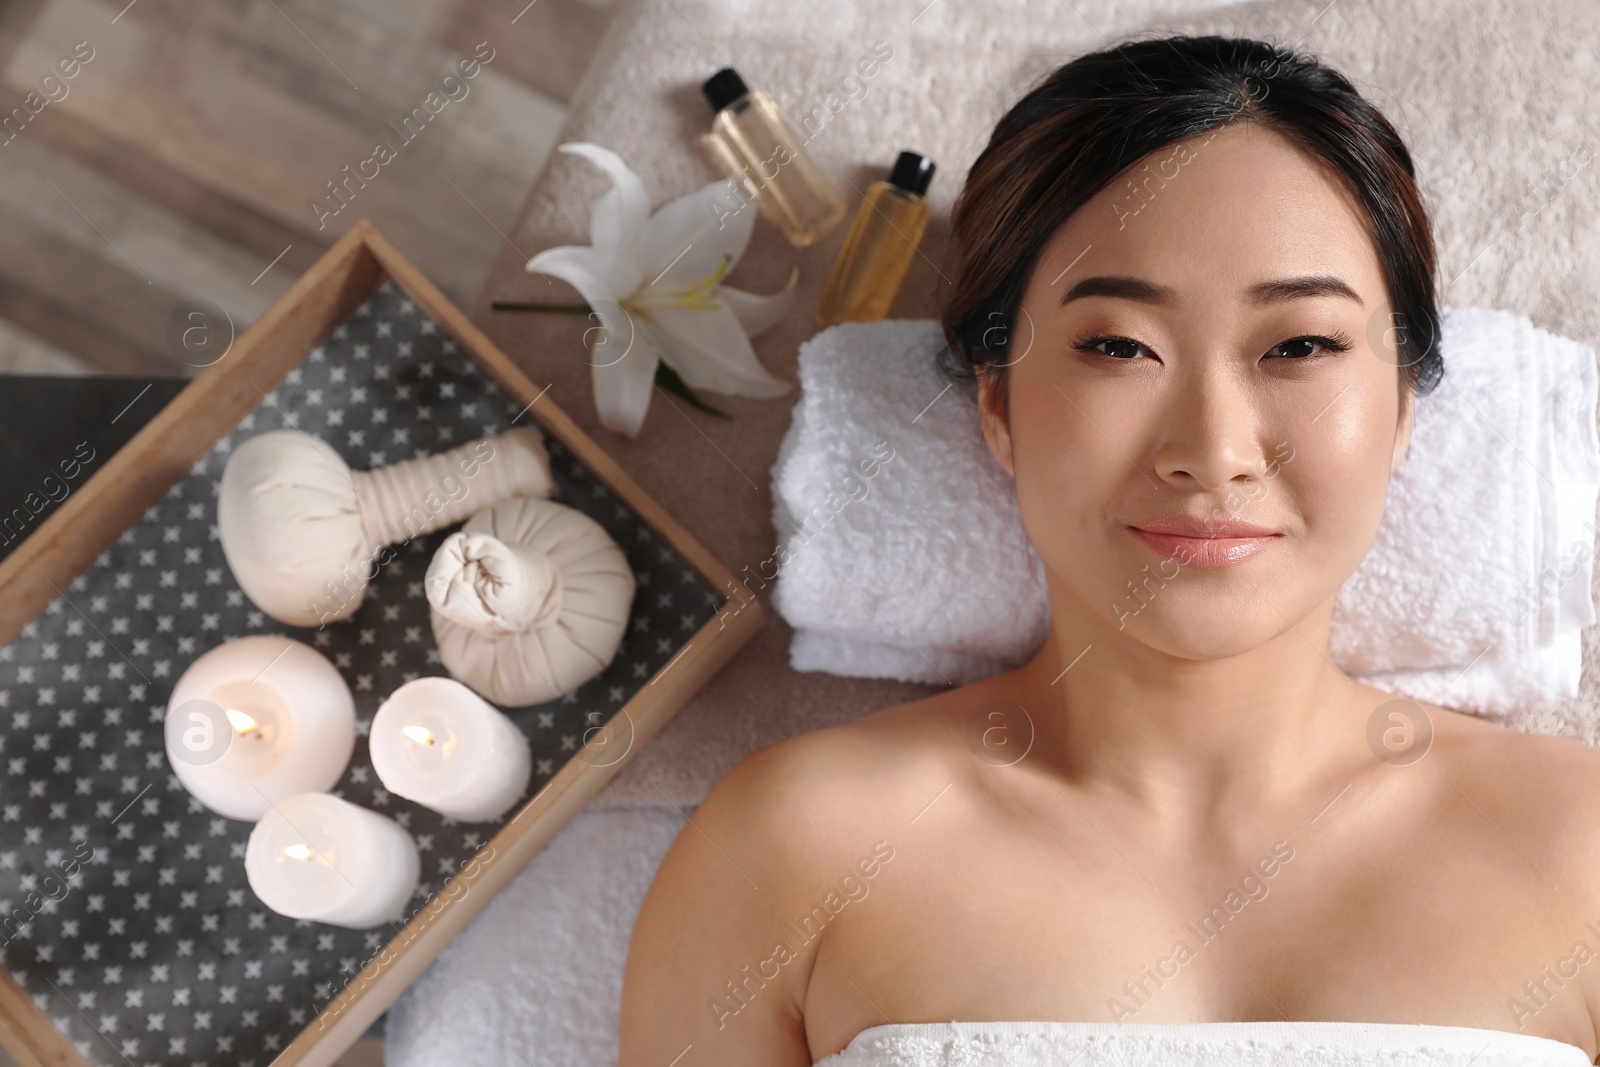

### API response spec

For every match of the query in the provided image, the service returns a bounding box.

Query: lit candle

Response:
[164,635,356,821]
[369,676,531,822]
[243,792,419,928]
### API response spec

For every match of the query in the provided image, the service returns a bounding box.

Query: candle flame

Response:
[403,724,436,746]
[283,843,315,862]
[224,707,260,736]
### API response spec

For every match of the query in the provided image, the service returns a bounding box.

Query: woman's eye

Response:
[1266,334,1353,360]
[1070,332,1353,362]
[1073,335,1147,360]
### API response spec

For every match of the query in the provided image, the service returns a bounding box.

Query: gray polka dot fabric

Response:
[0,279,721,1065]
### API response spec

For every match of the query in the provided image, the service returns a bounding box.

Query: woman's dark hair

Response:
[937,34,1443,419]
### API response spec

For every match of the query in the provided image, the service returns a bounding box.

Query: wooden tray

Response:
[0,219,764,1067]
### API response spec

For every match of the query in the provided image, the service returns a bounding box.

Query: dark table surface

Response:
[0,375,188,563]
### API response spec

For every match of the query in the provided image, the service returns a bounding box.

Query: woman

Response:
[619,35,1600,1066]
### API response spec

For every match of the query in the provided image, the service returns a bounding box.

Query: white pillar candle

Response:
[244,792,419,928]
[369,676,532,822]
[164,635,356,821]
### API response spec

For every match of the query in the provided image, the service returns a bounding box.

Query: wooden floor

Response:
[0,1,615,1063]
[0,0,616,379]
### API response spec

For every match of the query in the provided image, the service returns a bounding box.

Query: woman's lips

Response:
[1130,527,1278,567]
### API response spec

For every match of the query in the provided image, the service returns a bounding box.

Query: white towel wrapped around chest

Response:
[810,1019,1593,1066]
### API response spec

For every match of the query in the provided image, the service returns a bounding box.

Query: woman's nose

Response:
[1151,365,1269,492]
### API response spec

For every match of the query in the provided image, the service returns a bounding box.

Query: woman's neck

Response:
[1010,595,1368,826]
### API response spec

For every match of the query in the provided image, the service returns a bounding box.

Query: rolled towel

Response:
[769,311,1600,717]
[1329,308,1600,672]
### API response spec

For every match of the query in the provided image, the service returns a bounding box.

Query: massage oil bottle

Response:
[703,67,847,247]
[813,151,936,326]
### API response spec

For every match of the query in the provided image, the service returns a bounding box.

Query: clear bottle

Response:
[702,67,847,248]
[813,151,936,327]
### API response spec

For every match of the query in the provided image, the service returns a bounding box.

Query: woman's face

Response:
[978,122,1415,660]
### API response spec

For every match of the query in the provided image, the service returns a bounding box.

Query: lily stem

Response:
[655,362,730,419]
[491,301,593,313]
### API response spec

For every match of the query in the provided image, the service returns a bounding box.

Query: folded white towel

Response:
[770,311,1600,717]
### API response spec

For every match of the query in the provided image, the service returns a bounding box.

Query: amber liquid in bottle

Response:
[814,152,935,326]
[703,69,846,248]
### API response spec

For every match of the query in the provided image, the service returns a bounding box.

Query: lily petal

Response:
[525,244,631,309]
[526,142,800,436]
[592,321,663,439]
[647,302,793,399]
[633,176,757,294]
[719,266,800,338]
[558,142,652,258]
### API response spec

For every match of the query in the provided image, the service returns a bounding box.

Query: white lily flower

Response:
[526,141,799,438]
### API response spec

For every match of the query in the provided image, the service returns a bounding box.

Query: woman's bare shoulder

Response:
[617,693,963,1065]
[1420,697,1600,783]
[708,688,965,830]
[1414,696,1600,889]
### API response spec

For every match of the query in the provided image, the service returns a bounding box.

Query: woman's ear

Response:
[977,370,1016,478]
[1390,383,1415,475]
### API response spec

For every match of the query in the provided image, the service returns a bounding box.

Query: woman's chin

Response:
[1110,605,1293,662]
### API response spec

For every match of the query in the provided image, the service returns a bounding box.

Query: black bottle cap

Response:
[888,150,936,196]
[702,68,750,113]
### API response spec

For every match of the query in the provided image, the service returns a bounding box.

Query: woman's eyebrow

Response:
[1246,274,1363,305]
[1059,273,1363,307]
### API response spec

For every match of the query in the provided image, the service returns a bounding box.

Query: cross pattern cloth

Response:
[0,279,720,1066]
